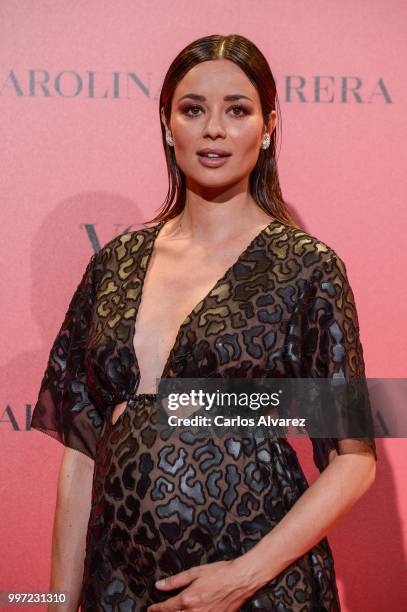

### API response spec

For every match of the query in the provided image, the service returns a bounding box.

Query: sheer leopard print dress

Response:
[31,219,377,611]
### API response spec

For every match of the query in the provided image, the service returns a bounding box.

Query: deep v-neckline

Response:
[130,217,279,394]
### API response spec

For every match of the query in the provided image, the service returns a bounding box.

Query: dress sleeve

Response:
[30,253,104,461]
[301,252,378,472]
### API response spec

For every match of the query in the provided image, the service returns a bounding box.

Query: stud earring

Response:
[166,130,174,146]
[261,133,270,149]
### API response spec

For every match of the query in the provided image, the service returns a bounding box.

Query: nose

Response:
[203,111,227,139]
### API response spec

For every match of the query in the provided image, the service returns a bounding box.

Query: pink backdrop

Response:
[1,2,406,610]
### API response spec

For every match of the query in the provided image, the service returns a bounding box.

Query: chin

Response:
[192,175,241,191]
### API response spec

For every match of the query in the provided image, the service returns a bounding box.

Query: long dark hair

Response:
[144,34,298,228]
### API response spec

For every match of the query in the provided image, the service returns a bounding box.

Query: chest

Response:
[88,225,299,407]
[132,244,239,389]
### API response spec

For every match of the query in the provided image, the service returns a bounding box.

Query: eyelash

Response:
[181,104,249,118]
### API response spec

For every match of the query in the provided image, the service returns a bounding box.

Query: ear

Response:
[161,107,169,132]
[265,109,277,135]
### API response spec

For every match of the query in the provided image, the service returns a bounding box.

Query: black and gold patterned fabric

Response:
[31,218,377,611]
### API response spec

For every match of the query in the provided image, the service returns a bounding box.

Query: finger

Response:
[155,567,199,590]
[147,596,181,612]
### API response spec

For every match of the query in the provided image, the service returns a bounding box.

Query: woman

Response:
[31,34,377,612]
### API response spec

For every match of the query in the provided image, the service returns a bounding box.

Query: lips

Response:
[197,148,232,157]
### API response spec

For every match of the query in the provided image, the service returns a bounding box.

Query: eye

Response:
[182,105,203,117]
[180,104,250,118]
[230,105,249,117]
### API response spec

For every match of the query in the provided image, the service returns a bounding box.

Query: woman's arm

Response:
[233,450,377,589]
[48,447,94,612]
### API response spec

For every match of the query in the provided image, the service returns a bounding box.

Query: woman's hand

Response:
[146,558,262,612]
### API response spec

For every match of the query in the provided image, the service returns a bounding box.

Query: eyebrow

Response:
[177,93,253,102]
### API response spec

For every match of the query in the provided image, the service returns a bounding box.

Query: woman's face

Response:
[161,59,276,192]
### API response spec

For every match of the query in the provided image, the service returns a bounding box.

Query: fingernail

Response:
[155,578,165,587]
